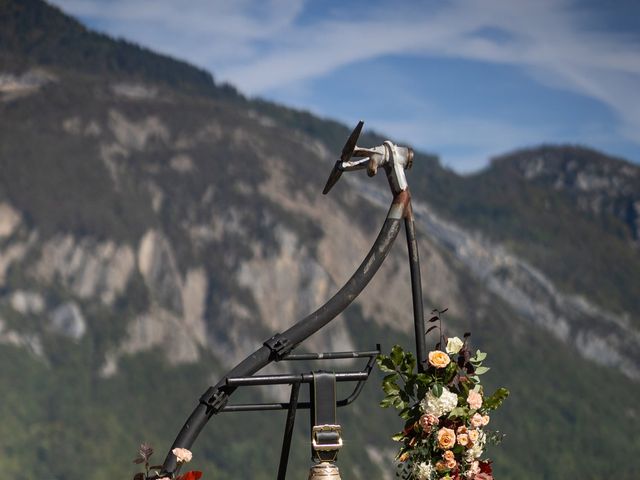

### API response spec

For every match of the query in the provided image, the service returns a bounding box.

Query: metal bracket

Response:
[264,332,293,360]
[199,388,228,413]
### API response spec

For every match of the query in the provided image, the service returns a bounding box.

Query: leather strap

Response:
[311,371,341,462]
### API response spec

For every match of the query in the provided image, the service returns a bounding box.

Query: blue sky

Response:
[50,0,640,172]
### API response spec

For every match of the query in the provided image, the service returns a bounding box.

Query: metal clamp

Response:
[312,424,343,451]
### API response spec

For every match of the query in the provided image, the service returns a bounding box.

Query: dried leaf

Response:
[138,442,154,461]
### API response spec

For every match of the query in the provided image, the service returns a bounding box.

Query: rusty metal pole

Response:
[404,200,427,372]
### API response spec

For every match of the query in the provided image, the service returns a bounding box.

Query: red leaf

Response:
[177,471,203,480]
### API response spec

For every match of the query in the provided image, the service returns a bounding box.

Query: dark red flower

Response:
[478,460,493,474]
[177,471,203,480]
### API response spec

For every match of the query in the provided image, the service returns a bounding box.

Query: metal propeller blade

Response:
[322,121,364,194]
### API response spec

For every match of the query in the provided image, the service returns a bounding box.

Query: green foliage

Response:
[483,388,510,411]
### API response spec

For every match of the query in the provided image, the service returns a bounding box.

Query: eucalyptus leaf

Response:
[472,350,487,362]
[475,366,490,375]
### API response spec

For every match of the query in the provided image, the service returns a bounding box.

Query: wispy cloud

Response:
[50,0,640,168]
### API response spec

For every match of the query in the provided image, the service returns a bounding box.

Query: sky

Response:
[49,0,640,173]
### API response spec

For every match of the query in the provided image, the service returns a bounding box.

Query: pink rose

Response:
[470,413,484,428]
[467,390,482,410]
[419,413,440,432]
[481,414,490,426]
[474,473,493,480]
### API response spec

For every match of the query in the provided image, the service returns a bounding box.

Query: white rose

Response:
[446,337,464,354]
[172,447,192,463]
[465,444,483,462]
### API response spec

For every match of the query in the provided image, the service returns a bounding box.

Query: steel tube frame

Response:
[160,190,413,476]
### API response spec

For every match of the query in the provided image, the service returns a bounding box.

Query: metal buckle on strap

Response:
[312,425,343,451]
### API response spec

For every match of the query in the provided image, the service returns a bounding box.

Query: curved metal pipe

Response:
[160,191,410,475]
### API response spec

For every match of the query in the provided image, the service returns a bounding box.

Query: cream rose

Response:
[437,427,456,449]
[457,433,469,446]
[481,414,490,426]
[172,447,192,463]
[468,429,480,444]
[465,461,480,478]
[428,350,451,369]
[446,337,464,354]
[467,390,482,410]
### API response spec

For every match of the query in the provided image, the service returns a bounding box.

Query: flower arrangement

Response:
[377,312,509,480]
[132,443,202,480]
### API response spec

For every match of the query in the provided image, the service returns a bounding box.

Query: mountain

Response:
[1,1,639,479]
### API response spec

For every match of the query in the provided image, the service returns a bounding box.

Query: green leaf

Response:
[483,387,510,410]
[431,383,443,398]
[391,432,405,442]
[448,406,468,418]
[399,407,412,420]
[378,357,396,373]
[474,366,490,375]
[383,381,400,395]
[391,345,405,366]
[380,395,397,408]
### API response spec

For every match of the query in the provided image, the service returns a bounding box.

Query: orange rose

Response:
[456,425,468,435]
[398,452,410,462]
[445,458,457,469]
[435,460,448,472]
[437,427,456,449]
[428,350,451,369]
[443,450,455,462]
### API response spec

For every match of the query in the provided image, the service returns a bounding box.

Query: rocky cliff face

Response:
[492,146,640,245]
